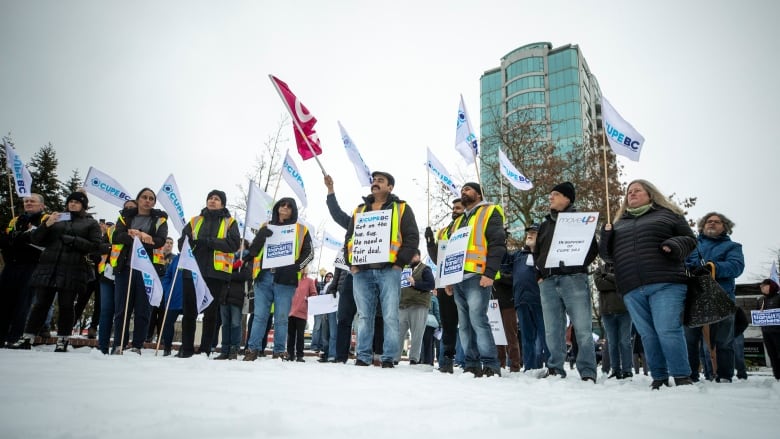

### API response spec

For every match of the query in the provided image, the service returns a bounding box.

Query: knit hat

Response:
[371,171,395,187]
[462,182,483,197]
[551,182,576,204]
[207,189,227,207]
[761,279,779,295]
[66,191,89,210]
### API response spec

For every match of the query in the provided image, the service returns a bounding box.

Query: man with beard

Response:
[684,212,744,382]
[0,194,47,346]
[444,183,506,377]
[345,171,419,368]
[424,198,464,373]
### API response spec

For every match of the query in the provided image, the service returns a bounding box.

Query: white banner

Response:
[157,174,187,234]
[245,180,273,235]
[308,294,339,316]
[455,94,479,165]
[350,209,392,265]
[751,309,780,326]
[438,228,471,286]
[770,261,779,285]
[281,150,308,207]
[4,143,33,197]
[498,148,533,190]
[323,231,344,250]
[545,212,599,268]
[177,238,214,313]
[338,121,373,187]
[262,224,297,269]
[488,299,507,345]
[426,147,460,197]
[601,97,645,161]
[130,236,164,307]
[84,166,133,208]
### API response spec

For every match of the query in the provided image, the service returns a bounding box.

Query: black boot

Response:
[55,337,69,353]
[9,334,34,350]
[214,350,231,360]
[650,378,670,390]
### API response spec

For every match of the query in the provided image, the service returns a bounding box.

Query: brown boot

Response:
[243,349,259,361]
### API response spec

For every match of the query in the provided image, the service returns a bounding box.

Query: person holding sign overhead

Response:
[533,182,599,382]
[243,197,313,361]
[600,180,697,389]
[345,171,419,368]
[442,182,506,377]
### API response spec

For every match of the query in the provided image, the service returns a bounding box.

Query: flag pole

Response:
[268,75,327,176]
[155,267,179,356]
[601,131,612,224]
[117,268,134,355]
[426,160,431,227]
[6,172,15,218]
[473,152,481,188]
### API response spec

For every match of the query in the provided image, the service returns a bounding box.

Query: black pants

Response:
[422,325,436,365]
[181,276,225,355]
[73,279,99,331]
[0,263,36,345]
[25,286,77,337]
[335,273,356,362]
[287,316,306,359]
[147,305,164,341]
[763,330,780,379]
[437,289,458,364]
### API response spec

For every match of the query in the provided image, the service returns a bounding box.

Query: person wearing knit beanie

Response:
[551,182,575,205]
[462,182,482,198]
[65,191,89,211]
[207,189,227,208]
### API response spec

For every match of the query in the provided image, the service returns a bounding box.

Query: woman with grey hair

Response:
[600,179,697,389]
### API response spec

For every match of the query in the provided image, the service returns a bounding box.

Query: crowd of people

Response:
[1,173,779,387]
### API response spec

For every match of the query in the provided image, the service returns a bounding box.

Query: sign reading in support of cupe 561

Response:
[262,224,297,269]
[751,309,780,326]
[545,212,599,268]
[351,209,392,265]
[438,228,471,287]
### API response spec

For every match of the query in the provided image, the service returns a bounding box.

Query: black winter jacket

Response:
[534,206,598,279]
[0,210,47,265]
[112,208,169,274]
[600,205,696,295]
[594,264,628,315]
[29,211,101,291]
[759,291,780,334]
[221,265,251,307]
[179,207,241,281]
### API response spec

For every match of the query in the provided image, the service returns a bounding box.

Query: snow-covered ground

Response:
[1,346,778,439]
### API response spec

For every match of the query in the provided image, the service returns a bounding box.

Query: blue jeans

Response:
[113,270,151,350]
[352,266,401,364]
[97,279,115,353]
[623,282,691,380]
[220,304,243,349]
[539,273,596,379]
[516,302,549,370]
[311,314,323,351]
[161,308,181,349]
[602,312,633,374]
[734,333,747,378]
[452,275,499,370]
[322,311,338,359]
[247,271,295,353]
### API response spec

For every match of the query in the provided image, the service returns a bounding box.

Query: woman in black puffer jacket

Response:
[600,180,696,389]
[10,191,101,352]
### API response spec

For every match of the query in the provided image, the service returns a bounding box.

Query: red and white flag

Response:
[270,75,322,160]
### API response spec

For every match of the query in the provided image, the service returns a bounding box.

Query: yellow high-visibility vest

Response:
[109,216,167,268]
[191,215,236,274]
[451,204,504,277]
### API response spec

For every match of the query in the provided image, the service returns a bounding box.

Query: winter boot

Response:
[55,337,69,353]
[9,334,34,350]
[243,349,259,361]
[228,347,238,360]
[214,349,231,360]
[650,378,670,390]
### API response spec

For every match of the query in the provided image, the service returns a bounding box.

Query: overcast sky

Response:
[1,0,777,281]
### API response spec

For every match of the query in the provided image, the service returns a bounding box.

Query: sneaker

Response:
[8,336,33,350]
[54,338,69,353]
[483,367,501,378]
[355,359,370,366]
[438,363,454,374]
[674,376,694,386]
[243,350,259,361]
[464,366,483,377]
[381,361,394,368]
[651,378,670,390]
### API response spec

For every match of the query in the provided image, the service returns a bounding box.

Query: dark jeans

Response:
[422,325,436,365]
[25,286,77,337]
[73,279,99,330]
[113,270,151,349]
[0,263,36,345]
[437,289,458,366]
[161,308,182,349]
[335,273,356,362]
[685,315,735,381]
[287,316,306,359]
[147,305,164,342]
[516,302,548,370]
[181,276,225,355]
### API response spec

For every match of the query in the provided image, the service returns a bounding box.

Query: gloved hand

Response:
[258,227,273,238]
[61,234,76,245]
[424,226,435,245]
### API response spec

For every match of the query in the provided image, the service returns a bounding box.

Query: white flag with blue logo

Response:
[84,166,133,208]
[157,174,187,234]
[771,261,779,286]
[426,147,461,197]
[177,238,213,313]
[245,180,274,235]
[323,231,344,250]
[498,148,533,190]
[3,143,33,197]
[130,236,164,306]
[455,94,479,165]
[338,121,373,187]
[601,97,645,161]
[281,150,308,207]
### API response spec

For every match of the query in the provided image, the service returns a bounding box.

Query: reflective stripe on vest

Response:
[347,202,405,264]
[252,223,308,279]
[191,216,235,274]
[451,204,504,277]
[109,217,166,268]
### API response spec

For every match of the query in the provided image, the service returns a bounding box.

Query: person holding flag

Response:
[177,190,241,358]
[9,191,101,352]
[108,188,169,354]
[243,197,313,361]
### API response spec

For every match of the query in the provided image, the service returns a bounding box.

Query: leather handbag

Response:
[683,261,736,328]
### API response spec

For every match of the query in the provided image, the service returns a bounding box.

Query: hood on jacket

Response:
[271,197,299,225]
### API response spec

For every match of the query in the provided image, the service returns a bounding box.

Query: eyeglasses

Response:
[705,219,722,225]
[278,202,292,208]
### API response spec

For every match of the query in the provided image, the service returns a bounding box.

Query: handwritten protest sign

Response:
[351,209,391,265]
[545,212,599,268]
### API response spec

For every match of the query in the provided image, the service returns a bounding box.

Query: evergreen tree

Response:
[28,143,64,212]
[0,134,18,228]
[61,168,83,199]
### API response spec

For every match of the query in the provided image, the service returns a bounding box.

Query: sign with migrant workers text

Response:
[438,228,471,286]
[545,212,599,268]
[350,209,391,265]
[262,224,297,269]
